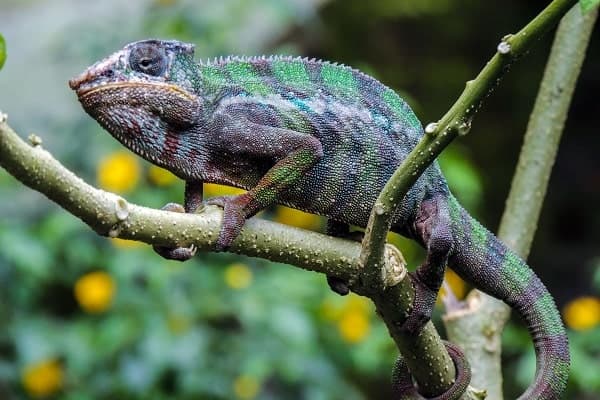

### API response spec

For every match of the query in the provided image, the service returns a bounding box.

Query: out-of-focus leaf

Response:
[592,259,600,291]
[0,228,52,278]
[569,329,600,390]
[580,0,600,13]
[0,34,6,70]
[438,147,484,211]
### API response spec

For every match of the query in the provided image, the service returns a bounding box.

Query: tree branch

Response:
[444,4,598,399]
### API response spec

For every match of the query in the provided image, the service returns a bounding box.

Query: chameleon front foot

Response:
[392,341,471,400]
[206,194,251,251]
[325,220,361,296]
[327,276,350,296]
[152,202,197,261]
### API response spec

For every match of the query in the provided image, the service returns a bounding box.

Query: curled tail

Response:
[447,195,570,399]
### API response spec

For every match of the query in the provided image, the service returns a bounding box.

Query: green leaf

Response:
[0,34,6,70]
[580,0,600,13]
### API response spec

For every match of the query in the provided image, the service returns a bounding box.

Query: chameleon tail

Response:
[447,195,569,400]
[392,341,471,400]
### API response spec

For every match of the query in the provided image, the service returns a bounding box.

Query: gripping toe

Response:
[152,202,197,261]
[400,272,439,335]
[153,244,197,261]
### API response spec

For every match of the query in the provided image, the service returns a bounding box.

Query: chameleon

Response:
[69,39,569,399]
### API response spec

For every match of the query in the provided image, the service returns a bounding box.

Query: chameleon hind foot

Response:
[152,202,197,261]
[400,272,439,335]
[392,341,471,400]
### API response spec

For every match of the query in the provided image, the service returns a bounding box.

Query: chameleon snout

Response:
[68,70,93,91]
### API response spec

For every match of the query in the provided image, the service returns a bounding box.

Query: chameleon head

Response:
[69,39,204,169]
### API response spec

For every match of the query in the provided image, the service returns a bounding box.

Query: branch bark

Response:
[444,4,598,399]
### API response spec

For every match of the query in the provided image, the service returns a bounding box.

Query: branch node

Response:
[381,243,407,288]
[107,225,121,238]
[457,118,473,136]
[374,202,386,215]
[424,122,438,134]
[28,133,43,147]
[114,197,130,221]
[497,40,512,55]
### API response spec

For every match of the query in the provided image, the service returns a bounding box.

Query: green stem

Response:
[361,0,578,273]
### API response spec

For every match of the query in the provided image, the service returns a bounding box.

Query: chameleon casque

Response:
[69,39,569,399]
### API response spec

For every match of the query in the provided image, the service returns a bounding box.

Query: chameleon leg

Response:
[326,219,352,295]
[401,195,453,334]
[206,119,323,250]
[392,341,470,400]
[152,180,203,261]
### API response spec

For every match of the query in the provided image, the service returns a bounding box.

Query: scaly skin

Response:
[392,341,471,400]
[69,39,569,399]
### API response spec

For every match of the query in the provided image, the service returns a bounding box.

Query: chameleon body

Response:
[69,39,569,399]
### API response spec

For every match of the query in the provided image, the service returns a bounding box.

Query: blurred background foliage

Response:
[0,0,598,399]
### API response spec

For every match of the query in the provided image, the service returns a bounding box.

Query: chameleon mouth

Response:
[74,81,196,101]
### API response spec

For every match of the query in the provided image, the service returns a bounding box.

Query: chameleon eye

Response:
[129,43,167,76]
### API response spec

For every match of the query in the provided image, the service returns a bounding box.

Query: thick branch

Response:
[445,4,598,399]
[359,0,577,396]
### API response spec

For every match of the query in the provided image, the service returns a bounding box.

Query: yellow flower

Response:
[224,263,253,289]
[21,359,63,398]
[233,375,260,399]
[167,314,191,334]
[563,296,600,331]
[110,237,145,249]
[345,294,372,314]
[273,206,323,230]
[148,165,178,186]
[204,183,245,197]
[319,298,343,321]
[97,151,140,193]
[438,269,467,303]
[320,294,372,322]
[74,271,116,313]
[322,294,372,343]
[338,309,370,343]
[155,0,177,6]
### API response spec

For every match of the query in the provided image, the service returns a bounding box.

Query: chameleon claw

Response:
[207,195,250,251]
[153,243,197,261]
[152,202,197,261]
